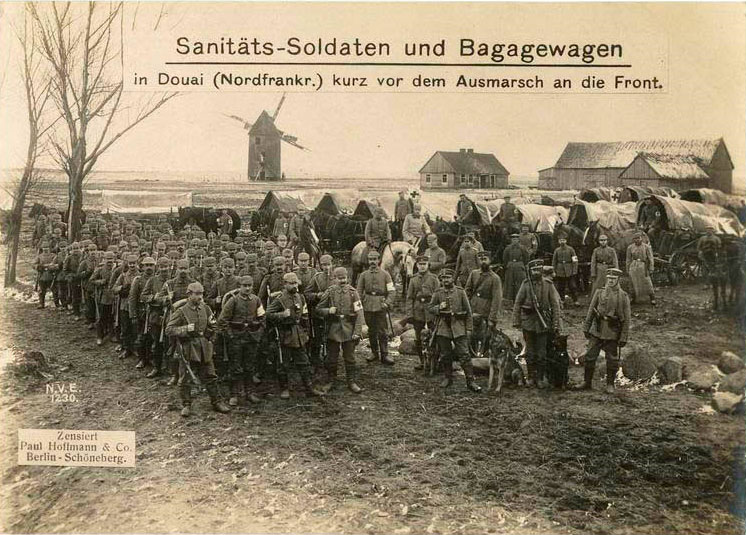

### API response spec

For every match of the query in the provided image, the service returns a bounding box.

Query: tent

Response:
[315,192,351,216]
[579,187,616,202]
[679,188,742,212]
[637,195,744,236]
[258,191,307,213]
[100,190,192,214]
[618,186,678,203]
[510,204,569,233]
[353,200,385,220]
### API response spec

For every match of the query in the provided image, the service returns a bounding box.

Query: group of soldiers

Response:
[31,202,641,419]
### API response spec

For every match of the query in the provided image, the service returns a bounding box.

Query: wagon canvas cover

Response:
[512,204,569,233]
[639,195,744,236]
[568,200,637,233]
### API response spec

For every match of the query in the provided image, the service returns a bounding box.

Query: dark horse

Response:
[176,207,241,238]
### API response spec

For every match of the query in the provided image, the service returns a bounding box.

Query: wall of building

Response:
[538,168,623,190]
[248,133,281,180]
[704,142,733,193]
[619,177,709,191]
[421,172,455,189]
[421,172,509,190]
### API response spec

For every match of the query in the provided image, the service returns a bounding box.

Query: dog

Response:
[487,329,524,393]
[546,333,570,389]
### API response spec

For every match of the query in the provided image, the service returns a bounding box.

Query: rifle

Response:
[385,308,395,337]
[425,316,441,376]
[93,287,101,323]
[143,304,151,335]
[176,339,202,386]
[114,295,120,328]
[159,283,173,344]
[524,265,548,330]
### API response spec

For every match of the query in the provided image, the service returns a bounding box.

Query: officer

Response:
[582,268,630,393]
[590,234,619,294]
[165,282,231,417]
[315,267,365,393]
[503,233,528,302]
[90,251,117,345]
[218,275,265,406]
[266,272,325,399]
[364,207,391,264]
[34,241,58,309]
[406,255,440,370]
[428,269,480,392]
[552,232,579,305]
[512,259,562,388]
[424,233,446,276]
[356,250,395,365]
[465,250,503,356]
[129,257,155,371]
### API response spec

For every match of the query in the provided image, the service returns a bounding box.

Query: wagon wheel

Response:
[669,250,703,282]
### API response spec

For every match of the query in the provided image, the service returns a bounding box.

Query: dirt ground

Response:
[1,265,744,534]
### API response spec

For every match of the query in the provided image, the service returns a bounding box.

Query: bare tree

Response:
[30,2,177,241]
[3,5,54,287]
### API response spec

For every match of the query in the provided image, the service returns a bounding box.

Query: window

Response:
[460,174,466,185]
[256,137,261,146]
[442,174,448,184]
[425,174,431,183]
[490,175,496,187]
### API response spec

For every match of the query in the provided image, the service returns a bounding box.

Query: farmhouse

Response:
[538,138,733,193]
[419,149,510,190]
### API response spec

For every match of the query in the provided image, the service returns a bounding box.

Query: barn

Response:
[419,149,510,190]
[538,138,733,193]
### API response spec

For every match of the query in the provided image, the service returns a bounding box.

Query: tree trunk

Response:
[4,197,26,287]
[67,176,84,242]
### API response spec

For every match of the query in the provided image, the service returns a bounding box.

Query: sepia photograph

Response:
[0,2,744,534]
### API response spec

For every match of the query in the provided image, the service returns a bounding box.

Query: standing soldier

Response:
[552,232,579,305]
[590,234,619,294]
[52,241,69,310]
[215,258,240,312]
[273,212,290,238]
[201,257,220,306]
[165,282,231,417]
[357,250,395,365]
[512,259,562,388]
[626,231,656,305]
[305,254,334,373]
[288,210,303,246]
[140,257,172,379]
[424,233,447,276]
[497,195,518,225]
[519,223,538,259]
[64,242,84,319]
[401,204,429,245]
[90,251,117,346]
[218,209,233,236]
[266,272,325,398]
[364,207,391,264]
[112,254,140,361]
[465,250,503,356]
[503,234,528,303]
[394,190,412,240]
[294,252,317,292]
[129,257,156,371]
[242,253,266,295]
[34,241,58,309]
[218,275,265,406]
[78,244,98,328]
[406,255,440,370]
[156,259,196,385]
[455,235,479,288]
[581,268,630,393]
[456,194,473,222]
[428,269,481,392]
[315,267,365,393]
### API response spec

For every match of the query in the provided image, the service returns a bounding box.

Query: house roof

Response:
[632,153,710,180]
[419,151,510,175]
[249,111,281,137]
[552,138,724,169]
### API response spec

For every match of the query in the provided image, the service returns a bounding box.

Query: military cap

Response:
[221,258,235,268]
[272,256,286,266]
[87,243,97,251]
[375,207,387,216]
[319,254,333,263]
[599,234,609,241]
[167,250,180,259]
[190,238,200,246]
[70,242,81,249]
[207,231,216,239]
[282,248,294,256]
[176,259,189,268]
[426,233,438,241]
[220,234,230,242]
[246,253,258,262]
[126,254,138,262]
[185,248,197,257]
[438,268,455,278]
[187,282,204,293]
[528,259,544,270]
[104,251,116,260]
[199,239,208,248]
[477,250,490,258]
[118,240,129,248]
[333,267,348,277]
[510,233,520,238]
[367,250,380,259]
[234,251,247,261]
[142,257,156,265]
[107,245,118,252]
[416,254,429,262]
[607,268,623,278]
[40,240,50,248]
[157,257,171,267]
[504,195,511,200]
[557,232,568,240]
[276,233,287,240]
[226,242,238,251]
[297,252,310,261]
[203,257,216,267]
[239,275,253,286]
[138,239,147,247]
[58,239,68,246]
[282,272,300,284]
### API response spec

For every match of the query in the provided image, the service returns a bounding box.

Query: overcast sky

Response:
[0,3,744,187]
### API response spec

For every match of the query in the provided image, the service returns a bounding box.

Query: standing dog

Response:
[487,329,524,393]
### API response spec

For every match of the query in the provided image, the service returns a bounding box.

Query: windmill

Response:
[224,93,308,182]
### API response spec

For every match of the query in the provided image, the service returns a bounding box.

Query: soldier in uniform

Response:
[266,272,325,399]
[356,250,395,365]
[64,242,84,319]
[241,253,266,295]
[282,248,296,271]
[503,233,528,303]
[218,275,265,406]
[273,212,290,238]
[582,268,631,393]
[156,259,196,385]
[129,257,155,371]
[112,254,140,361]
[428,269,481,392]
[165,282,231,417]
[218,209,233,236]
[465,250,503,356]
[294,252,317,292]
[424,233,446,276]
[590,234,619,294]
[78,244,98,327]
[626,231,656,305]
[288,210,303,246]
[52,240,69,310]
[90,251,117,345]
[140,257,172,379]
[456,194,473,222]
[394,190,412,240]
[215,258,240,312]
[305,254,334,372]
[552,232,579,305]
[201,257,220,306]
[315,267,364,393]
[364,207,391,264]
[455,235,479,288]
[497,195,518,225]
[406,255,440,370]
[519,223,538,259]
[401,204,429,245]
[512,259,562,388]
[34,241,58,309]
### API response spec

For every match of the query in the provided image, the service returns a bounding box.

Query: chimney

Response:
[459,148,466,153]
[467,148,474,153]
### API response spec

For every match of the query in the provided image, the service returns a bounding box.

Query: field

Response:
[1,177,744,535]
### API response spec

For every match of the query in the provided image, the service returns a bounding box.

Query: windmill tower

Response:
[225,94,308,181]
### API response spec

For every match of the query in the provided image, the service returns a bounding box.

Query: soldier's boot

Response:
[180,384,192,417]
[229,380,243,406]
[381,351,395,366]
[146,365,161,379]
[536,364,549,390]
[582,362,596,390]
[413,343,424,370]
[322,362,337,393]
[243,379,261,403]
[366,351,379,363]
[166,360,179,386]
[526,363,537,387]
[206,382,231,413]
[440,364,453,388]
[463,362,482,393]
[605,364,618,394]
[303,377,326,397]
[348,381,363,394]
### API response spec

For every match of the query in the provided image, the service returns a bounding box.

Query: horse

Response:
[700,247,729,310]
[723,237,746,310]
[294,215,322,266]
[176,207,240,238]
[350,241,417,293]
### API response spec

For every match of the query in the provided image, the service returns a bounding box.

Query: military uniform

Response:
[90,259,116,342]
[63,250,84,316]
[625,241,655,303]
[305,269,334,368]
[455,244,479,288]
[519,231,538,259]
[77,253,97,325]
[401,213,429,244]
[35,250,58,308]
[363,216,391,263]
[52,248,69,309]
[502,242,529,301]
[140,269,170,375]
[356,265,395,363]
[552,243,579,302]
[293,266,318,293]
[590,245,619,294]
[424,244,447,275]
[405,269,440,362]
[129,267,153,368]
[113,263,139,357]
[464,266,503,354]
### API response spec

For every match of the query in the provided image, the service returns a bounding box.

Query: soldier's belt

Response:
[365,291,383,296]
